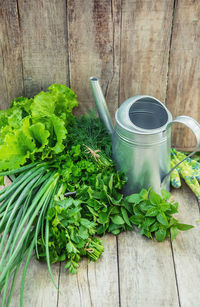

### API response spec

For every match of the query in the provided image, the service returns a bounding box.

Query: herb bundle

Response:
[126,188,193,241]
[0,85,194,306]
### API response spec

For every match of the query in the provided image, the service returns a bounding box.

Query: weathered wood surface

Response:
[170,183,200,307]
[166,0,200,151]
[17,0,69,97]
[0,0,24,109]
[9,260,59,307]
[58,235,119,307]
[118,232,179,307]
[67,0,121,117]
[0,0,200,149]
[1,184,199,307]
[119,0,174,104]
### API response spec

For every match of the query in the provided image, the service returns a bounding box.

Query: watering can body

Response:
[90,77,200,195]
[112,95,172,195]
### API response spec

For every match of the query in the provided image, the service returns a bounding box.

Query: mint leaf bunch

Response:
[126,188,194,242]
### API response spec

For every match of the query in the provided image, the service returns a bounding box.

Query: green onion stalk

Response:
[0,163,60,307]
[0,140,114,306]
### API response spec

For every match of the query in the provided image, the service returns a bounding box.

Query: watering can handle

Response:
[162,115,200,182]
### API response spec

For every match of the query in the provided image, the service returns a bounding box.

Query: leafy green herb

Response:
[37,196,104,274]
[0,87,195,306]
[0,84,78,172]
[126,188,194,242]
[65,110,112,158]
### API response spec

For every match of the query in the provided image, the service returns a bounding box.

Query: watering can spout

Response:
[90,76,114,135]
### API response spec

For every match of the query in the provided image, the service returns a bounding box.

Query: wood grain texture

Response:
[166,0,200,151]
[8,259,59,307]
[120,0,174,104]
[117,230,179,307]
[58,235,119,307]
[171,183,200,307]
[17,0,69,98]
[0,0,24,109]
[68,0,121,117]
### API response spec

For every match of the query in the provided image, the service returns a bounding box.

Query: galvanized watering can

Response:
[90,76,200,195]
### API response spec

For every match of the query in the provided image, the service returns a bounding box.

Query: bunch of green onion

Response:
[0,162,59,306]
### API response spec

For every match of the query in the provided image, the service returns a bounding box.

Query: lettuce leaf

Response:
[0,118,36,170]
[29,122,50,150]
[0,84,78,171]
[48,84,78,123]
[11,96,32,116]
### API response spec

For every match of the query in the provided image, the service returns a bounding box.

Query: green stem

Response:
[44,181,60,291]
[0,173,43,258]
[20,239,35,307]
[0,169,33,203]
[0,161,48,177]
[0,174,59,283]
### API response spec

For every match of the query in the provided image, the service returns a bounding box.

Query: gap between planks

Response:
[170,240,181,307]
[164,0,176,105]
[169,184,200,307]
[170,183,200,307]
[57,262,62,307]
[116,236,121,307]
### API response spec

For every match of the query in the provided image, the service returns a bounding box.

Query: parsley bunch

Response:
[37,197,104,274]
[34,140,129,273]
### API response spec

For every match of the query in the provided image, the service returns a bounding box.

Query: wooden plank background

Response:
[0,0,200,150]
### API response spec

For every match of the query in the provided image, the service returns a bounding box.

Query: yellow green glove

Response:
[170,148,200,200]
[170,158,181,188]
